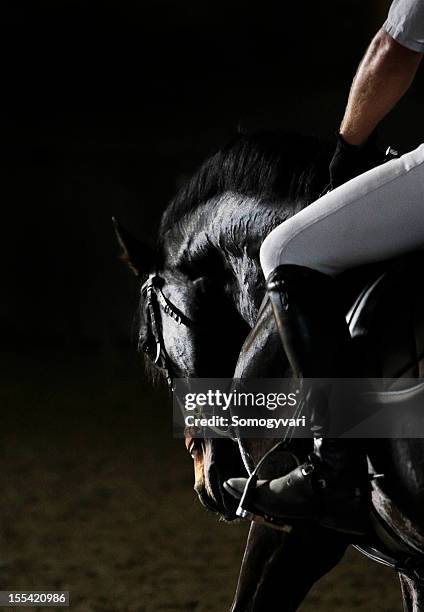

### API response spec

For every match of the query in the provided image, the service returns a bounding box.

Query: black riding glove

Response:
[329,133,389,190]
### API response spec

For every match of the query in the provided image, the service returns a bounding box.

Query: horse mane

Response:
[141,131,331,384]
[159,131,331,242]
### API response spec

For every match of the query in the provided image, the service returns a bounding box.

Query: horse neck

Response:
[181,192,288,326]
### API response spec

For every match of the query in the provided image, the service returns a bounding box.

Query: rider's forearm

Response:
[340,28,423,146]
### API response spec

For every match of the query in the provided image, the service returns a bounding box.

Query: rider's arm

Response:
[340,28,422,146]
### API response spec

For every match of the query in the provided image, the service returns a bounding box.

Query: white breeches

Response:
[260,144,424,278]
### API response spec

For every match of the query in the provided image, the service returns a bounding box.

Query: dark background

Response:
[0,1,422,610]
[3,0,424,349]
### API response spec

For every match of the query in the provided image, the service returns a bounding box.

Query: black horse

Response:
[116,132,424,611]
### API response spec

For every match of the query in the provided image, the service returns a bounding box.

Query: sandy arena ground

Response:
[0,350,403,611]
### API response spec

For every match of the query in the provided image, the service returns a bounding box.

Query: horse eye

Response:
[139,338,149,353]
[139,338,156,360]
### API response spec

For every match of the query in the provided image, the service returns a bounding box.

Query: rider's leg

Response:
[225,144,424,535]
[226,265,369,535]
[260,144,424,278]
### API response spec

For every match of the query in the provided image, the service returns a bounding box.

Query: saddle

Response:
[341,251,424,581]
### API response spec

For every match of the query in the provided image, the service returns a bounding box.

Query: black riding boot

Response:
[224,264,370,536]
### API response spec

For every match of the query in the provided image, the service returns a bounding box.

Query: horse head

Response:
[114,218,248,519]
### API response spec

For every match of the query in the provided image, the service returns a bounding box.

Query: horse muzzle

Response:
[186,436,246,520]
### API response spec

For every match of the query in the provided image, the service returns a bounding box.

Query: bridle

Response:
[139,273,299,472]
[139,272,241,441]
[140,272,297,483]
[140,273,195,390]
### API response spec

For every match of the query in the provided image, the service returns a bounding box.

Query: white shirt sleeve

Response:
[384,0,424,52]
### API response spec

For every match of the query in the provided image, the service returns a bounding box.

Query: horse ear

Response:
[112,217,155,276]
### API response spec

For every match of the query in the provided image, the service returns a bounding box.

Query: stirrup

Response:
[236,472,293,533]
[235,439,300,532]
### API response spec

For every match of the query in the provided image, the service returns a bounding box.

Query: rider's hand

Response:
[329,132,387,189]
